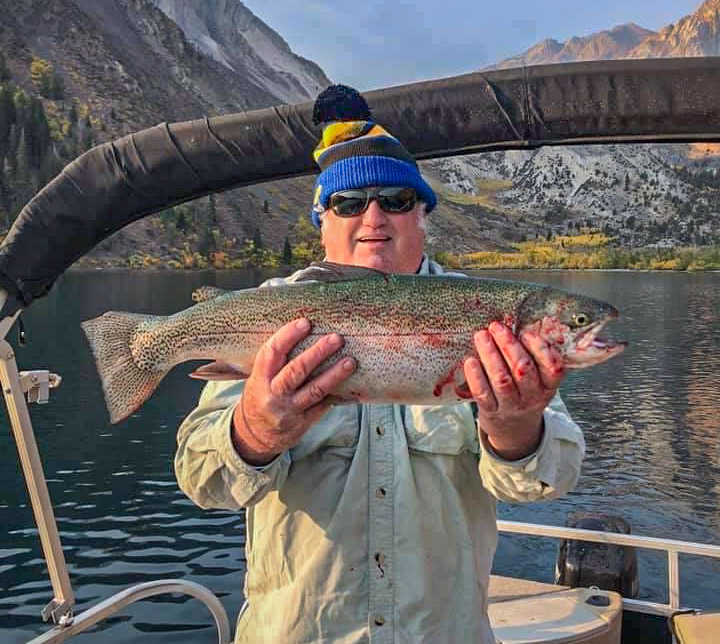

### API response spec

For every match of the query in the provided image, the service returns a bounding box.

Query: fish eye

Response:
[572,313,590,326]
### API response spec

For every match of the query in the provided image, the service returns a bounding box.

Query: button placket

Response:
[367,408,394,643]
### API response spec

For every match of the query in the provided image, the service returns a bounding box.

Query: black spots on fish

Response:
[131,327,166,370]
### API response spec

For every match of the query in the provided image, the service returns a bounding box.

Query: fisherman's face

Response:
[320,188,426,274]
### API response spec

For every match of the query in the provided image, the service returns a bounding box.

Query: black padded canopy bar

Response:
[2,56,720,314]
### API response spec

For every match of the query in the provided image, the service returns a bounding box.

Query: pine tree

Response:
[0,84,16,158]
[0,161,9,228]
[49,70,65,101]
[27,97,50,169]
[0,51,10,82]
[198,197,218,257]
[10,129,33,215]
[208,194,218,227]
[253,227,264,249]
[282,237,293,264]
[69,101,78,124]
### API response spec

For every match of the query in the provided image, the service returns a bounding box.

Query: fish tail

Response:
[81,312,167,424]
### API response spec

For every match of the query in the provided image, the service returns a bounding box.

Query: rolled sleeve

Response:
[175,380,290,510]
[478,393,585,503]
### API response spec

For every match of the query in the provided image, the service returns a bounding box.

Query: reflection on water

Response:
[1,269,719,641]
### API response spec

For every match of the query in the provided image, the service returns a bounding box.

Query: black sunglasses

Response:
[328,186,417,217]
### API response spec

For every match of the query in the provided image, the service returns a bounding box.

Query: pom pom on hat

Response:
[309,84,436,227]
[312,84,372,125]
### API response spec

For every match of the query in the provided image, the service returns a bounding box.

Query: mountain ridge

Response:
[488,23,655,69]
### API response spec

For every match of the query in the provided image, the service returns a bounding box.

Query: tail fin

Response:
[81,312,168,424]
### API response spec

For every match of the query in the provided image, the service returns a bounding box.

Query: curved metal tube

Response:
[26,579,232,644]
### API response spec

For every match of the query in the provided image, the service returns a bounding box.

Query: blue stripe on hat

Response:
[310,156,437,227]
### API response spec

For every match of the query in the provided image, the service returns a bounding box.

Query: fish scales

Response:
[82,268,626,423]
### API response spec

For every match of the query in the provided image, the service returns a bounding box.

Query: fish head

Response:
[516,287,627,369]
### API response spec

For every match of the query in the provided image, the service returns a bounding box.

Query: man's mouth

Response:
[358,236,391,243]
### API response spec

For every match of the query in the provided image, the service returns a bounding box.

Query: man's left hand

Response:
[463,321,566,461]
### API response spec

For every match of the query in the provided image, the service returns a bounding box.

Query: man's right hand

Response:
[231,318,356,466]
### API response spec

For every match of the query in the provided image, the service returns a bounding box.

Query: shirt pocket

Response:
[404,403,480,456]
[290,404,360,460]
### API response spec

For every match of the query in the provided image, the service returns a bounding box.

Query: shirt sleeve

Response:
[174,379,291,510]
[477,393,585,503]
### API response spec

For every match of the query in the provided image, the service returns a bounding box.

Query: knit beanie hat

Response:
[310,84,437,227]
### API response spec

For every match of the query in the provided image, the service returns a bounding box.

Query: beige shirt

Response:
[174,257,586,643]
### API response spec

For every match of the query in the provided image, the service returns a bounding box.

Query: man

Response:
[175,85,585,643]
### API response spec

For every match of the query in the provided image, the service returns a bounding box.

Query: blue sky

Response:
[242,0,701,90]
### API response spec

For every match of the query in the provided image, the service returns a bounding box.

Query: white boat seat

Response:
[489,587,622,644]
[670,611,720,644]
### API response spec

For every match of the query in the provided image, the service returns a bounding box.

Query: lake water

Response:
[1,269,719,642]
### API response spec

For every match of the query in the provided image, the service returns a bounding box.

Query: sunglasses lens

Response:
[329,190,368,216]
[377,187,416,212]
[328,187,418,216]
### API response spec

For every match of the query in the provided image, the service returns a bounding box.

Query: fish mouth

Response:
[566,317,627,368]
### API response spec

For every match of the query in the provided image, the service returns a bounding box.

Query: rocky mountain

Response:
[489,23,654,70]
[430,0,720,249]
[0,0,330,132]
[628,0,720,58]
[490,0,720,68]
[150,0,327,103]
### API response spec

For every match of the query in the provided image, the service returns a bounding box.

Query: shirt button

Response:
[374,614,385,626]
[376,426,385,436]
[376,487,386,499]
[343,436,352,446]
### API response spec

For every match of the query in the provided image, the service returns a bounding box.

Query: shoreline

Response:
[66,264,720,274]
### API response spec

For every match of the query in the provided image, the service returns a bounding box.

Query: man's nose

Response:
[361,199,388,226]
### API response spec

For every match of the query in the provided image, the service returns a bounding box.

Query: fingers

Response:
[293,356,356,409]
[474,328,520,407]
[464,357,497,412]
[488,322,542,398]
[271,332,344,397]
[254,318,312,381]
[520,331,566,390]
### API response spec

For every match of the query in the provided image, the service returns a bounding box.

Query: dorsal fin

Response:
[295,261,390,283]
[192,286,229,303]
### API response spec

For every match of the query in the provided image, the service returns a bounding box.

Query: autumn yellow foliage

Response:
[437,236,720,271]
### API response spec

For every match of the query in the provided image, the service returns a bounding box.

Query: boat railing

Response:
[497,519,720,617]
[1,335,233,644]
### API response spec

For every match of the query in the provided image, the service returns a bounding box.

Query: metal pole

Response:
[668,550,681,610]
[0,339,75,623]
[25,580,232,644]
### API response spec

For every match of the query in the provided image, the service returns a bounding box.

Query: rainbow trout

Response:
[82,262,626,423]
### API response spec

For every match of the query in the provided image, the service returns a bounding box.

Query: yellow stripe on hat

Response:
[313,120,397,164]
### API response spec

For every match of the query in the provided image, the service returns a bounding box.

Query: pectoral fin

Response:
[189,361,248,380]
